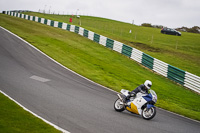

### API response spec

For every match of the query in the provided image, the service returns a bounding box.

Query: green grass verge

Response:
[0,92,61,133]
[0,13,199,125]
[23,12,200,76]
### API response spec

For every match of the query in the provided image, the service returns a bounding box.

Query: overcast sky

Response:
[1,0,200,28]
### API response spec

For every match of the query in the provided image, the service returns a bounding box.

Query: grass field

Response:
[0,92,61,133]
[0,13,199,132]
[23,12,200,77]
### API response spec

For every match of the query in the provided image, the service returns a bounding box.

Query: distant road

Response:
[0,27,199,133]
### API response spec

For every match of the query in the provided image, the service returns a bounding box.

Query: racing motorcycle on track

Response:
[114,89,157,120]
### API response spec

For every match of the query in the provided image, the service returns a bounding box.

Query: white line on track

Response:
[30,75,51,82]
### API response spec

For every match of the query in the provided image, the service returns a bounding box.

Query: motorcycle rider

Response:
[125,80,152,104]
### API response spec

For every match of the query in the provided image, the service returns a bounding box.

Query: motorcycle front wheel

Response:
[114,98,125,112]
[142,107,156,120]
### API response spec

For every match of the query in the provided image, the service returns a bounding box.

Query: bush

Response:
[141,23,152,27]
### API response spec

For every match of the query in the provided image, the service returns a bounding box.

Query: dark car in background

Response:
[161,28,181,36]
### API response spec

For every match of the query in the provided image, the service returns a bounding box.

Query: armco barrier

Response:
[4,11,200,93]
[70,25,75,32]
[184,72,200,93]
[58,22,62,28]
[99,35,107,46]
[106,38,114,49]
[83,29,89,37]
[131,48,143,64]
[167,65,185,85]
[142,53,154,70]
[122,44,132,57]
[62,23,67,30]
[78,27,84,36]
[67,24,71,31]
[113,41,123,53]
[93,33,100,43]
[88,31,94,40]
[75,26,79,34]
[153,58,168,77]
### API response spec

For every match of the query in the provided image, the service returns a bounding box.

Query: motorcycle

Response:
[114,89,157,120]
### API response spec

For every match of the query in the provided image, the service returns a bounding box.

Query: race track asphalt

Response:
[0,27,199,133]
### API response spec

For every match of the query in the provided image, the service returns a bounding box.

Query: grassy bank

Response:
[0,12,199,125]
[0,92,61,133]
[23,12,200,76]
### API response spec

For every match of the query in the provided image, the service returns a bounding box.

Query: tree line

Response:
[141,23,200,34]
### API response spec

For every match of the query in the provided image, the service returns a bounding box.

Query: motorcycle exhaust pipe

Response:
[117,94,123,101]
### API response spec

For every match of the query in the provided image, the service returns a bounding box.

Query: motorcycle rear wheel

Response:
[114,98,125,112]
[142,107,156,120]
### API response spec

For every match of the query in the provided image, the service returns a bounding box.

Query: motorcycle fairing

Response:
[127,96,147,115]
[143,93,155,109]
[142,93,152,102]
[147,104,155,109]
[126,103,139,114]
